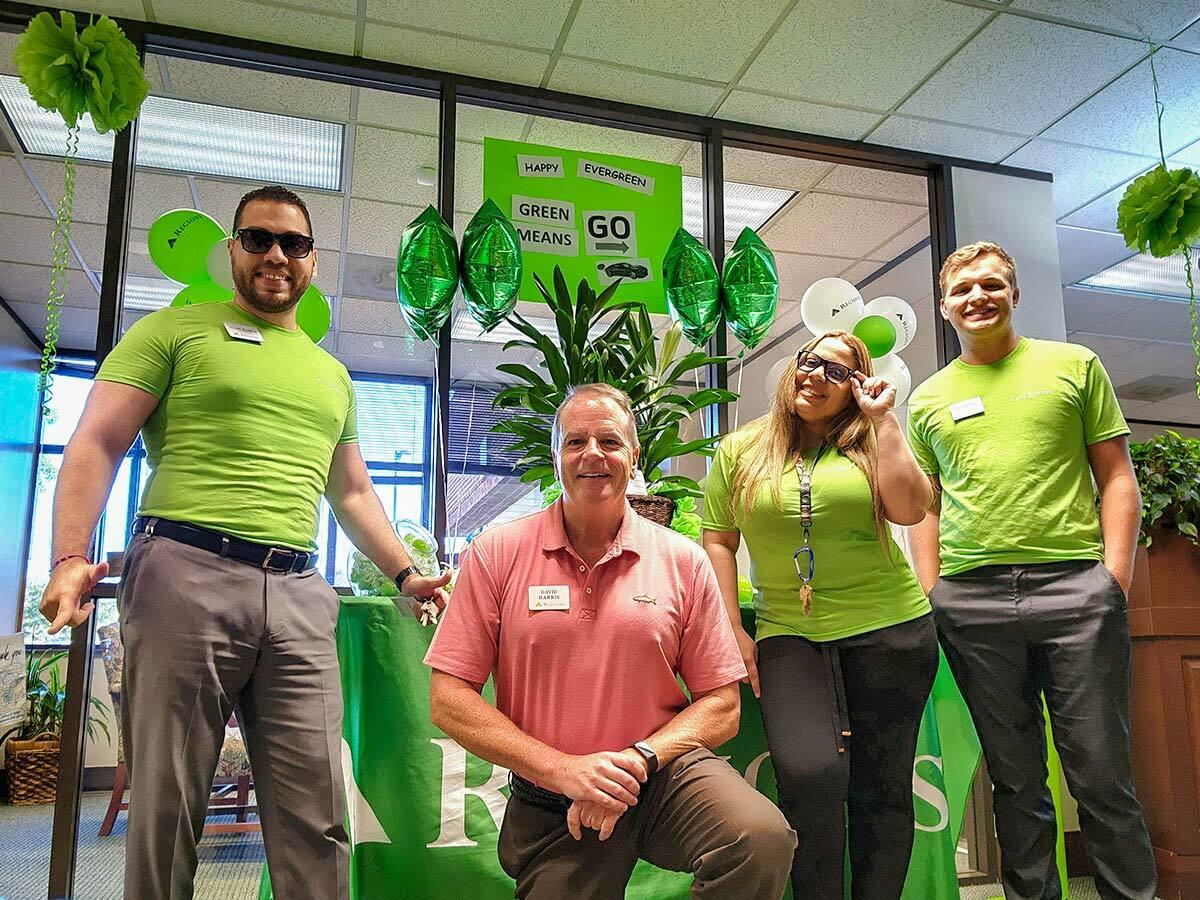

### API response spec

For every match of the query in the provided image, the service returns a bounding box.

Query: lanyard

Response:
[793,445,827,616]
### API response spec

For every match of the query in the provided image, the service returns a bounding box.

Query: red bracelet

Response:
[51,553,91,571]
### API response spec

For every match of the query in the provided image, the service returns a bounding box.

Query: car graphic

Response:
[597,261,649,279]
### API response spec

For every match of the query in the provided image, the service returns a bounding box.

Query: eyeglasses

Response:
[234,227,315,259]
[796,350,857,385]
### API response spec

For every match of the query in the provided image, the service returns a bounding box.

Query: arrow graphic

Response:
[167,238,177,249]
[595,241,628,252]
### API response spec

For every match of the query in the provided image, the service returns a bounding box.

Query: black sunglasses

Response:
[234,227,315,259]
[796,350,858,385]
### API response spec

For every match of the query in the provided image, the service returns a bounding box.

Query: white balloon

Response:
[863,296,917,352]
[872,354,912,407]
[766,355,791,395]
[800,277,865,336]
[206,238,234,290]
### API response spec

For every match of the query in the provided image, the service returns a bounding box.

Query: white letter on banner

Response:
[912,755,949,833]
[742,751,772,789]
[428,738,510,848]
[342,738,392,846]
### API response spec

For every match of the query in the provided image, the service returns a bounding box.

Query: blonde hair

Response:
[938,241,1017,297]
[727,331,893,562]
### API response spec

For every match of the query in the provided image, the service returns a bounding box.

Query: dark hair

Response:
[233,185,313,236]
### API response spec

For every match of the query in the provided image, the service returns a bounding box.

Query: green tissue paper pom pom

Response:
[15,11,149,134]
[1116,165,1200,259]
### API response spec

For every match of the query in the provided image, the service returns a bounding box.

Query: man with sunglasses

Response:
[39,184,448,900]
[907,241,1155,900]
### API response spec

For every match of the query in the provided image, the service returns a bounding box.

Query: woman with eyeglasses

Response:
[702,330,938,900]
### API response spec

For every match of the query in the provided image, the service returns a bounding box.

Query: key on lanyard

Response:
[794,538,814,617]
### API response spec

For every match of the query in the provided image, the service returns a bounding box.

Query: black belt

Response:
[508,773,571,814]
[132,517,317,574]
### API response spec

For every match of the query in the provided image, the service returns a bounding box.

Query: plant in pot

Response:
[490,268,737,535]
[4,650,110,805]
[1127,430,1200,606]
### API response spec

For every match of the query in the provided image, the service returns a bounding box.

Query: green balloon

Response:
[170,280,232,307]
[149,209,226,285]
[296,285,331,343]
[461,199,522,332]
[396,206,459,343]
[721,227,778,350]
[663,229,720,346]
[853,314,897,358]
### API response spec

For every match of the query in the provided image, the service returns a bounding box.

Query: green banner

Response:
[481,137,683,314]
[260,598,988,899]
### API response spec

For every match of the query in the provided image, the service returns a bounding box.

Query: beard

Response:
[232,265,309,314]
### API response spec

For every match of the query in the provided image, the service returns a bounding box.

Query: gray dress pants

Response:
[931,560,1156,900]
[118,531,349,900]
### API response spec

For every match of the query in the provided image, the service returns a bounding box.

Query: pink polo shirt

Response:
[424,500,746,758]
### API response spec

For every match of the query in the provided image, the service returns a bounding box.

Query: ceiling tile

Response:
[523,117,690,166]
[858,245,934,300]
[347,199,424,258]
[741,0,990,110]
[1068,331,1148,363]
[1142,396,1200,424]
[162,56,352,122]
[356,88,440,136]
[1056,228,1136,284]
[314,250,341,296]
[0,157,47,217]
[867,217,930,262]
[1169,140,1200,168]
[339,296,409,337]
[564,0,790,82]
[365,0,566,49]
[342,252,397,300]
[131,172,196,230]
[1000,139,1156,217]
[1177,19,1200,51]
[351,126,439,207]
[253,0,356,15]
[1060,177,1139,232]
[58,0,147,19]
[457,105,530,144]
[1106,339,1200,381]
[899,15,1146,135]
[1010,0,1200,42]
[1085,298,1197,343]
[152,0,356,55]
[1041,49,1200,158]
[336,330,433,362]
[1062,285,1151,332]
[27,159,111,226]
[195,179,344,250]
[455,141,484,217]
[839,260,880,286]
[0,263,96,308]
[723,147,831,191]
[771,252,858,300]
[813,164,927,205]
[866,115,1026,164]
[0,32,16,77]
[0,213,103,270]
[717,91,880,141]
[6,300,98,344]
[362,25,551,86]
[548,57,726,116]
[762,193,924,257]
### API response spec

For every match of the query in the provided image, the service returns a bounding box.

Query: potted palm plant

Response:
[490,268,736,532]
[3,650,110,805]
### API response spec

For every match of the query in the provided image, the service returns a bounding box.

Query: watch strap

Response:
[394,565,421,594]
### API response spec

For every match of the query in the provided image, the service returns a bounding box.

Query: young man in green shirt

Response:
[908,241,1156,900]
[39,185,449,900]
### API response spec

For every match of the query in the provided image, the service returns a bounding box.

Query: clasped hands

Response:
[551,748,650,842]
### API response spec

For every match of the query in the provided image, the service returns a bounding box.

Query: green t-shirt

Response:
[907,337,1128,577]
[702,427,930,643]
[97,301,357,550]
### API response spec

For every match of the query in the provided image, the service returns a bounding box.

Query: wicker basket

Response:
[628,494,676,528]
[4,731,60,805]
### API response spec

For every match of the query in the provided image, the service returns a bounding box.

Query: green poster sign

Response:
[482,137,683,314]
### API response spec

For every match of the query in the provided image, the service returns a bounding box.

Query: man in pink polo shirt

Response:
[426,383,795,899]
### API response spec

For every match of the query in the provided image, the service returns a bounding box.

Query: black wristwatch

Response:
[632,741,658,776]
[394,565,421,595]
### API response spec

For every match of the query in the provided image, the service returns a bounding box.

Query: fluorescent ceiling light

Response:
[0,75,343,191]
[682,175,794,241]
[122,275,179,312]
[452,315,558,345]
[1078,249,1199,301]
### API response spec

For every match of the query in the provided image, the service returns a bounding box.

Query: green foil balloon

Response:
[461,199,522,331]
[296,285,331,343]
[722,227,778,350]
[396,206,459,343]
[663,228,720,346]
[852,314,897,358]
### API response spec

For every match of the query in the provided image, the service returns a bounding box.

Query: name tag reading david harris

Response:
[528,585,570,611]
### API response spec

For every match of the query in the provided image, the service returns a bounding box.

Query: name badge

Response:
[529,585,570,611]
[224,321,263,343]
[949,396,985,422]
